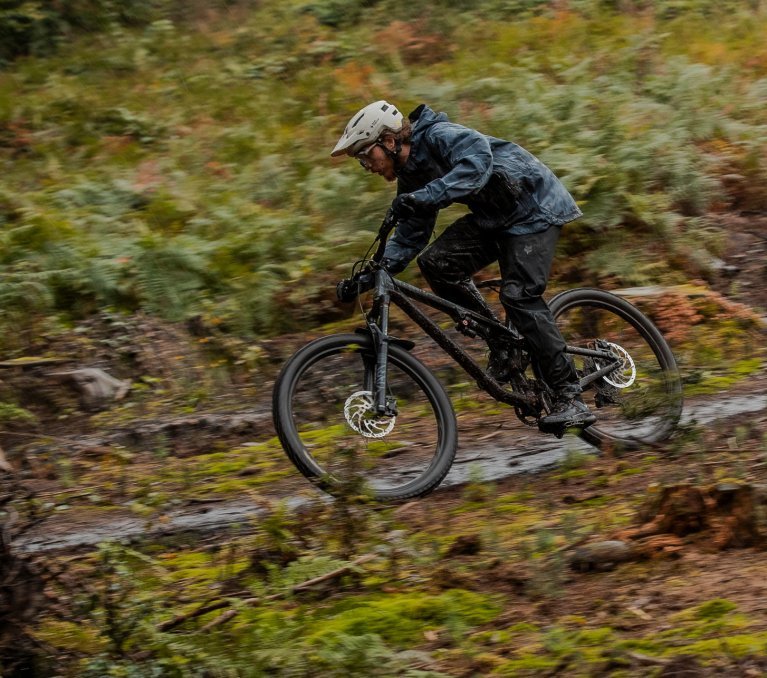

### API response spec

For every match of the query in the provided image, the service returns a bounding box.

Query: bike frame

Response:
[363,268,621,416]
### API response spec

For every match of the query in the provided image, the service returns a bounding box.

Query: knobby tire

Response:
[273,333,457,501]
[549,288,683,450]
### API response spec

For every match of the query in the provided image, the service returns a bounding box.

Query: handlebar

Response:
[336,210,399,303]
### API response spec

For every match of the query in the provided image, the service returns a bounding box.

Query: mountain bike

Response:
[272,211,683,501]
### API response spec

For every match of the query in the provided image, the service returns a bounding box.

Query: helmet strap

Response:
[384,139,406,174]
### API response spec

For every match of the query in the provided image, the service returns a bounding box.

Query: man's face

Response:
[355,140,397,182]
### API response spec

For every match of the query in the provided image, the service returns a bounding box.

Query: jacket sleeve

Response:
[410,123,493,209]
[382,199,437,274]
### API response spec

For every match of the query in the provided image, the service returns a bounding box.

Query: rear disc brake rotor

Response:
[598,342,636,388]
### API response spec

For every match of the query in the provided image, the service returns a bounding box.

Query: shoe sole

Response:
[538,415,597,434]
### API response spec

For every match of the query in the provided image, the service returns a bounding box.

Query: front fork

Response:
[367,292,398,417]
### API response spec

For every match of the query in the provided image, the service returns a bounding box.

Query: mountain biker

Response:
[332,100,596,432]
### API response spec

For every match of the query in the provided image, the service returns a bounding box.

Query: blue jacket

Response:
[383,104,582,273]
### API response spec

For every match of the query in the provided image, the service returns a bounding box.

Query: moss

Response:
[695,598,739,620]
[666,632,767,659]
[615,466,643,478]
[498,654,560,674]
[452,395,489,413]
[732,357,763,375]
[555,468,590,480]
[558,615,587,626]
[470,629,513,645]
[578,495,613,507]
[508,622,541,634]
[157,551,211,568]
[617,638,666,655]
[305,589,501,647]
[572,627,616,645]
[32,619,106,654]
[494,500,535,515]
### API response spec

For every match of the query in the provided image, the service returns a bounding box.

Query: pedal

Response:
[538,420,566,436]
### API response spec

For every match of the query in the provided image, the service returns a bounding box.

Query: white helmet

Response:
[331,100,403,157]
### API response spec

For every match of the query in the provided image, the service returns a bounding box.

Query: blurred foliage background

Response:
[1,0,766,350]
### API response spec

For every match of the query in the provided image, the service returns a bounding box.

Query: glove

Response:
[336,279,357,303]
[336,270,374,303]
[391,193,433,219]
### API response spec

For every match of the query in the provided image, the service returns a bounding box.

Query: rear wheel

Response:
[273,333,457,501]
[549,288,683,450]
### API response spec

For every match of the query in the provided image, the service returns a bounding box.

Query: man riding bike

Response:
[332,100,595,432]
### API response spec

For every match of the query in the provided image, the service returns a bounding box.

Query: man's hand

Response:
[336,270,374,303]
[391,193,433,219]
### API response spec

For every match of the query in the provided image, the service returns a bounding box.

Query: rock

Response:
[49,368,131,411]
[568,540,635,571]
[707,256,740,277]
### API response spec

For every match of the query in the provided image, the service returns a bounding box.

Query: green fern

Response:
[133,238,212,321]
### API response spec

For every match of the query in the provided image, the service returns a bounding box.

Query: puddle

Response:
[441,393,767,488]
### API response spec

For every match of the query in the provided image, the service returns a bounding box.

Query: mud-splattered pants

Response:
[416,216,579,395]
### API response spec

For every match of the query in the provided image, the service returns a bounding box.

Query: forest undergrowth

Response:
[1,0,767,675]
[4,402,767,676]
[1,0,766,350]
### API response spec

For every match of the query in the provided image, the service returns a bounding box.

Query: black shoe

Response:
[486,347,511,383]
[539,397,597,433]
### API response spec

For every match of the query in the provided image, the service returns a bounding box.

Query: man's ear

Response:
[380,134,397,151]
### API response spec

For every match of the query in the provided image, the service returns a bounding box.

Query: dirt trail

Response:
[15,388,766,554]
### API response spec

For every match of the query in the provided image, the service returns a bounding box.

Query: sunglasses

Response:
[354,142,381,169]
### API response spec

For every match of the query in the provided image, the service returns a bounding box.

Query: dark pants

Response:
[416,216,579,394]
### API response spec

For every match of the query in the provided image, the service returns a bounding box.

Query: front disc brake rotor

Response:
[343,390,396,438]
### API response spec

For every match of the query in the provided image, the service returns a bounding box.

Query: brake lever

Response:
[379,208,397,237]
[373,209,398,264]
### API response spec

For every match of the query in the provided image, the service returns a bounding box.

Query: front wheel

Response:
[272,333,458,501]
[549,288,683,450]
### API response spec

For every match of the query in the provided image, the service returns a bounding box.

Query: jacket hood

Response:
[408,104,449,145]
